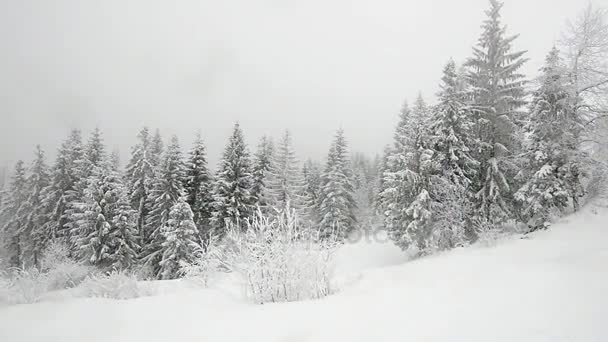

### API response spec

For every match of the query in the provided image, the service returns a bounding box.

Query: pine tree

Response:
[251,135,274,209]
[158,197,200,280]
[515,47,581,230]
[379,97,435,252]
[263,130,307,214]
[150,129,164,170]
[426,60,480,247]
[108,188,139,270]
[66,128,108,247]
[184,132,214,245]
[20,146,51,268]
[211,123,254,234]
[302,159,322,222]
[125,127,155,243]
[41,130,84,244]
[466,0,527,222]
[431,59,478,188]
[143,135,186,270]
[318,129,357,239]
[72,169,120,266]
[0,161,28,267]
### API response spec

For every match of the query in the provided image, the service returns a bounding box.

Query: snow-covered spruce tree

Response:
[351,153,378,231]
[72,168,134,267]
[158,197,200,280]
[20,146,51,268]
[302,159,322,222]
[251,135,274,209]
[379,96,436,252]
[0,161,28,267]
[264,130,307,215]
[428,60,479,246]
[317,129,357,239]
[401,96,435,252]
[465,0,528,223]
[431,59,478,189]
[108,187,140,271]
[515,47,581,230]
[66,128,109,248]
[150,129,164,171]
[184,132,214,246]
[143,135,187,271]
[211,123,255,235]
[109,149,121,172]
[125,127,155,243]
[40,130,84,244]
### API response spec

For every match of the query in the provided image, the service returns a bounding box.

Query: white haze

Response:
[0,0,604,169]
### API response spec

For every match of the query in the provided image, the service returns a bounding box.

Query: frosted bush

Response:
[221,207,337,304]
[77,270,149,300]
[0,268,48,305]
[41,241,93,291]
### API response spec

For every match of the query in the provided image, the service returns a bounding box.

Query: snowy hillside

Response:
[1,205,607,342]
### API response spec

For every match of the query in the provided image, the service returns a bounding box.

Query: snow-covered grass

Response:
[1,206,607,341]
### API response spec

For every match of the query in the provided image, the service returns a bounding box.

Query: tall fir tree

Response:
[211,123,255,234]
[20,146,51,268]
[0,161,28,267]
[66,128,108,248]
[251,135,274,209]
[466,0,527,222]
[317,129,357,239]
[379,97,435,252]
[72,169,136,267]
[263,130,307,214]
[158,197,200,280]
[108,187,139,270]
[431,59,478,189]
[150,129,164,170]
[302,159,322,222]
[143,135,187,271]
[184,132,214,245]
[125,127,155,243]
[41,130,84,244]
[515,47,582,230]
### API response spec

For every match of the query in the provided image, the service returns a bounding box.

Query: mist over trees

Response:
[1,0,608,277]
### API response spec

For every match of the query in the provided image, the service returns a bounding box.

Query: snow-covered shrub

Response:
[77,270,149,300]
[222,207,338,304]
[41,241,93,291]
[473,218,523,247]
[181,241,223,287]
[0,268,48,305]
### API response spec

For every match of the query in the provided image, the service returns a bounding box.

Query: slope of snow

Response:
[1,206,607,342]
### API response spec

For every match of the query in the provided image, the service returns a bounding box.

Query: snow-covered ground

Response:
[1,205,607,342]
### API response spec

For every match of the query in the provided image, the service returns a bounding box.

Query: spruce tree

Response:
[0,161,28,267]
[318,129,357,239]
[66,128,108,247]
[184,132,214,245]
[108,187,139,270]
[379,97,435,252]
[158,197,200,280]
[125,127,155,243]
[143,135,187,270]
[211,123,254,234]
[41,130,83,244]
[431,60,478,189]
[263,130,307,214]
[251,135,274,209]
[302,159,322,222]
[515,47,581,230]
[466,0,527,222]
[20,146,50,268]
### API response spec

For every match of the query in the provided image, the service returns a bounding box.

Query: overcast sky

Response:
[0,0,605,170]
